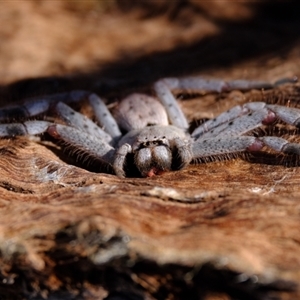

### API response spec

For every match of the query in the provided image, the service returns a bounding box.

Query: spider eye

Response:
[141,140,165,148]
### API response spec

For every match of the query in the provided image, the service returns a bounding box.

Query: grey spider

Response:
[0,76,299,177]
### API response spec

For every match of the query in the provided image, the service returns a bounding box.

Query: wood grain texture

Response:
[1,1,300,299]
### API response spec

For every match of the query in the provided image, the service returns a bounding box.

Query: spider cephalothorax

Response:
[114,124,192,177]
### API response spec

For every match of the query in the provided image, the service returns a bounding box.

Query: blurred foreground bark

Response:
[0,1,300,299]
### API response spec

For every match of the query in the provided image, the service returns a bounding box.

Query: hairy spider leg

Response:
[153,80,189,130]
[191,103,300,159]
[0,120,52,136]
[0,90,90,122]
[0,118,115,168]
[161,76,297,93]
[154,76,297,132]
[55,102,113,144]
[47,124,115,166]
[192,102,300,139]
[113,143,132,178]
[88,94,122,143]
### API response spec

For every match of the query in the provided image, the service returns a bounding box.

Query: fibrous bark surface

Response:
[0,1,300,299]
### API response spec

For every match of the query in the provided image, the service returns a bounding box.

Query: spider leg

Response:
[113,143,132,178]
[0,121,52,136]
[192,103,300,160]
[47,124,115,167]
[192,135,258,159]
[55,102,113,145]
[260,136,300,155]
[192,135,300,161]
[153,80,189,130]
[0,90,90,121]
[153,76,296,131]
[192,104,250,139]
[0,120,115,167]
[173,137,193,169]
[88,94,122,142]
[193,102,300,139]
[161,76,297,93]
[265,104,300,127]
[195,107,271,139]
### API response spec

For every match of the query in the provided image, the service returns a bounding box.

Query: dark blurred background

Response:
[0,0,299,102]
